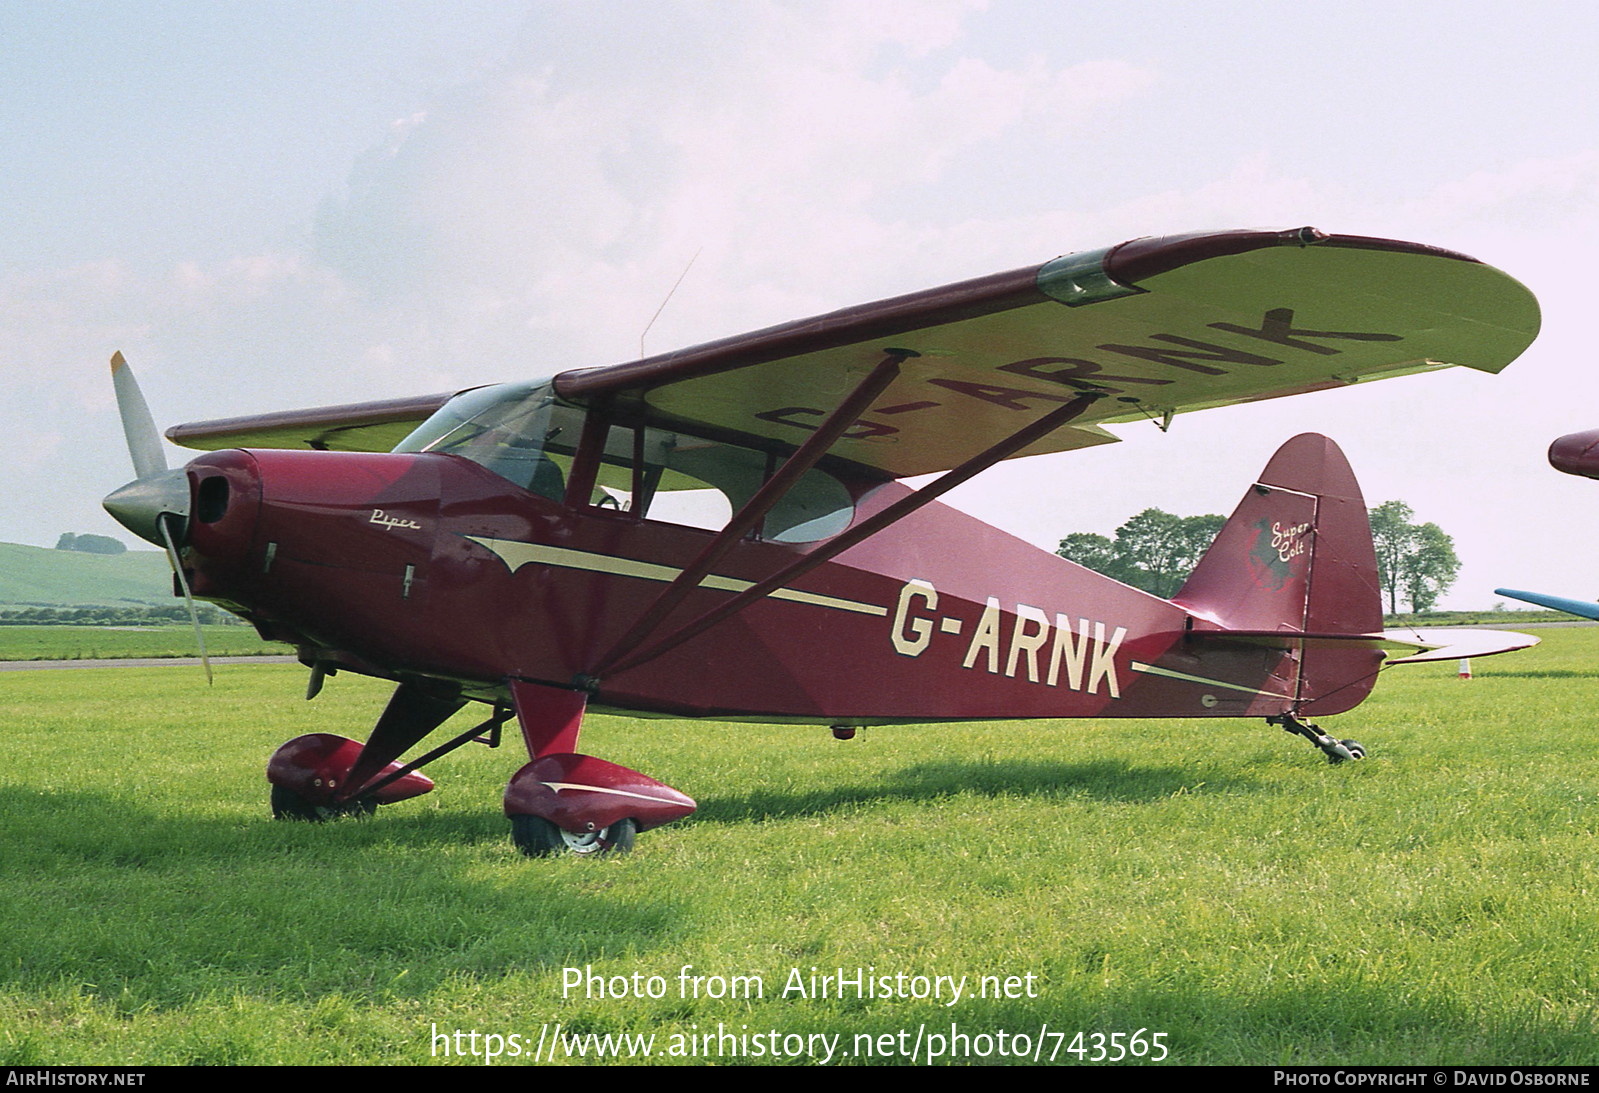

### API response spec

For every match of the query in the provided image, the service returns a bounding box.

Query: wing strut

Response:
[590,349,912,675]
[599,388,1108,679]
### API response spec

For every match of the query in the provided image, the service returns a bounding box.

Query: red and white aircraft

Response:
[103,227,1541,855]
[1497,429,1599,620]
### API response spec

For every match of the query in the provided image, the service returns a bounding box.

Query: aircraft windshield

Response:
[394,383,854,542]
[394,381,565,497]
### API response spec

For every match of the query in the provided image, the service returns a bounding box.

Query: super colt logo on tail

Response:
[1248,519,1313,590]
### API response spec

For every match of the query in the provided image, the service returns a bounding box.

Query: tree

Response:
[1368,501,1416,615]
[54,532,127,555]
[1368,501,1461,614]
[1056,531,1126,583]
[1057,508,1224,598]
[1400,521,1459,614]
[1113,508,1225,598]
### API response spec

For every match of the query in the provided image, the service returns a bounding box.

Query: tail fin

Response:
[1173,433,1382,715]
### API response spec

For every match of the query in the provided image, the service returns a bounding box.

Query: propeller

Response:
[110,350,166,479]
[103,352,212,684]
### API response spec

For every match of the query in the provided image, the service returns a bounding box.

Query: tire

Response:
[271,784,377,822]
[1339,739,1367,760]
[511,814,637,857]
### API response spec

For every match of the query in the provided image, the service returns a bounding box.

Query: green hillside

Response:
[0,541,174,608]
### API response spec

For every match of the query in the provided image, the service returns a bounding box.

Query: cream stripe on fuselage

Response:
[466,536,889,618]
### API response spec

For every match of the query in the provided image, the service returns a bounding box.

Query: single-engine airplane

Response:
[103,227,1542,856]
[1498,428,1599,619]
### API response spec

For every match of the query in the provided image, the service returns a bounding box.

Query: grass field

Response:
[2,629,1597,1066]
[0,542,172,607]
[0,625,283,661]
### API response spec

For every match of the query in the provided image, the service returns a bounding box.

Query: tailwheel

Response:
[270,784,377,822]
[1267,714,1369,764]
[511,814,637,857]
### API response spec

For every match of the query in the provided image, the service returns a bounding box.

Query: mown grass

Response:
[2,632,1598,1065]
[0,625,282,661]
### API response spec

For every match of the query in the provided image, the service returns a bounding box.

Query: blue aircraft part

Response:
[1494,588,1599,621]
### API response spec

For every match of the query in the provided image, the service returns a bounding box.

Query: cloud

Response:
[307,0,1158,373]
[1404,149,1599,233]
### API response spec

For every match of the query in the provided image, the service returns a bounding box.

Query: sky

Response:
[3,0,1596,610]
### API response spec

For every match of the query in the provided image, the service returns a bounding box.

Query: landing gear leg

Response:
[502,678,695,857]
[266,681,464,817]
[1268,713,1366,764]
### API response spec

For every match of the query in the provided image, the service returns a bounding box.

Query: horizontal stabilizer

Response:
[1380,627,1540,664]
[1494,587,1599,621]
[1184,625,1538,664]
[1184,629,1391,651]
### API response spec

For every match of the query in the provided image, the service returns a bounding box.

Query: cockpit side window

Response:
[397,383,855,541]
[574,420,854,541]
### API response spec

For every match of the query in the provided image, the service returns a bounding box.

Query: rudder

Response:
[1173,434,1382,715]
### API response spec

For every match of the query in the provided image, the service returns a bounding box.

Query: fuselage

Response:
[178,446,1333,724]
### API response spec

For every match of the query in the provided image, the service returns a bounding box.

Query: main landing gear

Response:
[1268,713,1366,764]
[499,681,695,857]
[263,677,696,857]
[512,815,638,857]
[270,783,377,822]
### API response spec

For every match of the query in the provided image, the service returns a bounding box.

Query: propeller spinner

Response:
[102,352,212,683]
